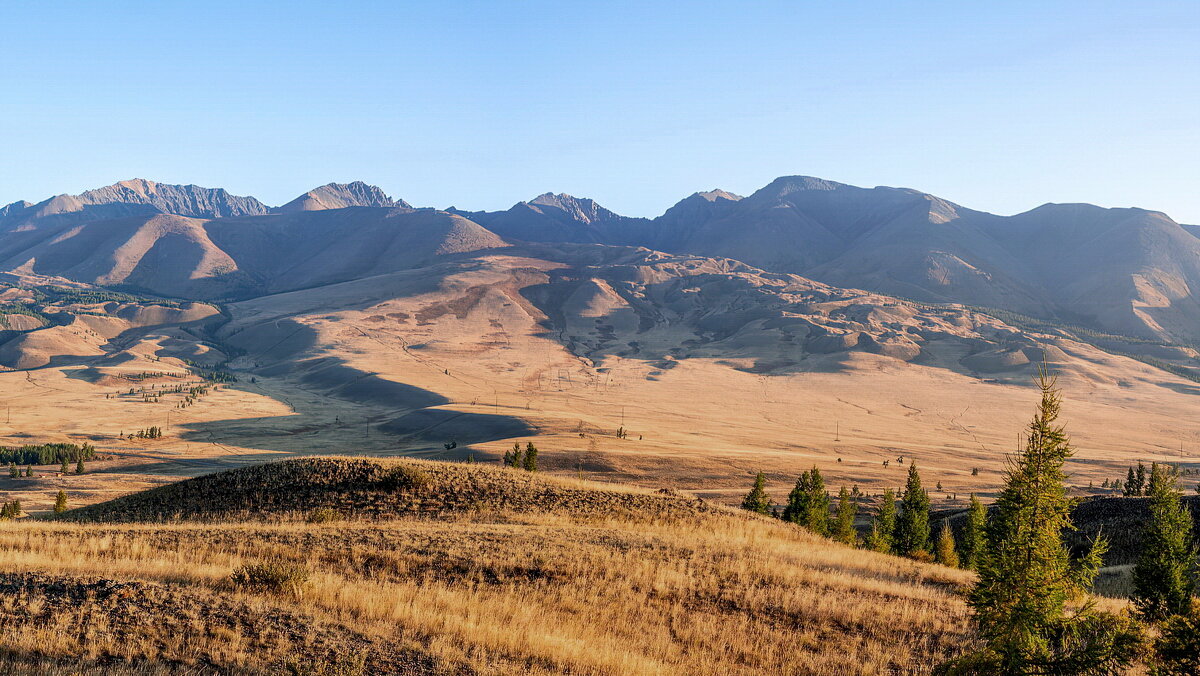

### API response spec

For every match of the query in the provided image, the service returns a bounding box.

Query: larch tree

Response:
[935,520,959,568]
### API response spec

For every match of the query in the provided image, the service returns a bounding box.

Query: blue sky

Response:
[1,1,1197,221]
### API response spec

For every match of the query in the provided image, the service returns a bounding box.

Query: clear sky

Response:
[1,1,1197,221]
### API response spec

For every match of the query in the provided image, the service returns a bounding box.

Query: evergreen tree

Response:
[53,490,67,514]
[60,458,69,474]
[935,520,959,568]
[75,458,85,475]
[741,472,771,515]
[946,366,1140,673]
[503,442,522,468]
[895,463,930,557]
[1132,463,1196,622]
[1135,462,1147,496]
[522,442,539,472]
[12,500,20,516]
[959,494,987,570]
[833,485,857,545]
[783,467,829,535]
[866,488,897,553]
[7,463,15,478]
[23,465,31,477]
[1153,613,1200,675]
[1124,466,1136,496]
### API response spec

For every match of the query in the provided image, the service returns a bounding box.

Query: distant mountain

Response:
[0,207,505,299]
[276,181,408,212]
[4,175,1200,344]
[457,193,650,244]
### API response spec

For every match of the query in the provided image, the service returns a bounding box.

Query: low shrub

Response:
[374,465,432,492]
[307,507,340,524]
[231,561,310,595]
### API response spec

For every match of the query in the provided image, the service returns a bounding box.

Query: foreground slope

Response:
[0,457,974,675]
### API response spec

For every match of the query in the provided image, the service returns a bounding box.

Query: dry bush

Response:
[307,508,341,524]
[231,561,310,595]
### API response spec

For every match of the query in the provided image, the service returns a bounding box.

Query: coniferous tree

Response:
[1153,613,1200,675]
[945,366,1141,674]
[1135,462,1147,496]
[833,485,857,545]
[741,472,771,515]
[23,465,31,477]
[12,500,20,516]
[866,488,897,553]
[895,463,930,557]
[959,494,987,570]
[53,490,67,514]
[1132,463,1196,622]
[1125,466,1137,496]
[60,458,69,474]
[75,458,85,475]
[783,467,829,535]
[935,520,959,568]
[7,463,15,478]
[522,442,538,472]
[504,442,522,468]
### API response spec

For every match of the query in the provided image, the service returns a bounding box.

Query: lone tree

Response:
[865,487,897,554]
[522,442,539,472]
[782,466,829,535]
[895,463,930,557]
[741,472,772,515]
[959,494,987,570]
[1132,462,1196,622]
[833,485,858,545]
[75,458,85,475]
[943,365,1141,674]
[53,490,67,514]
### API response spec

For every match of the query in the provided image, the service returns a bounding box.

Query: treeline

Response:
[0,442,95,465]
[1103,460,1200,497]
[742,369,1199,673]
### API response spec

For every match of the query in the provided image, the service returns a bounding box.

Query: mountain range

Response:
[2,175,1199,348]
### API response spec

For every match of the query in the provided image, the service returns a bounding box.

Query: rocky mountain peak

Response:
[73,179,270,218]
[276,181,407,212]
[525,193,620,225]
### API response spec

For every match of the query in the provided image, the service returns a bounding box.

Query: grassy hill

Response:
[61,457,718,523]
[0,457,977,674]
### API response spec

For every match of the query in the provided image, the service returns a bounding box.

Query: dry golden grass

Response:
[0,460,984,674]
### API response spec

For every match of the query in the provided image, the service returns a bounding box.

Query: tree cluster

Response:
[503,441,539,472]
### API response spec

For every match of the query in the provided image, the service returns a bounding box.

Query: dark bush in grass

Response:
[231,561,310,595]
[306,507,340,524]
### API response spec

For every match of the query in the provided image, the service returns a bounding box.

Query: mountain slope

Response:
[0,207,508,299]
